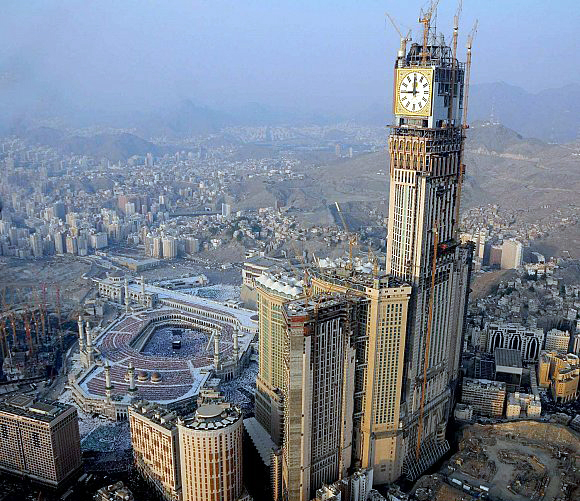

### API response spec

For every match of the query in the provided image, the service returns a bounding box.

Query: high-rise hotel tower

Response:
[385,28,473,478]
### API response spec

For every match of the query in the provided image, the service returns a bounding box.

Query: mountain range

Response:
[7,81,579,144]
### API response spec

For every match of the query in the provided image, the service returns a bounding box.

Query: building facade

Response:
[539,351,580,402]
[0,395,82,487]
[178,402,244,501]
[483,323,543,362]
[545,329,571,353]
[461,379,506,418]
[279,296,358,501]
[310,270,412,484]
[129,401,181,501]
[255,273,303,446]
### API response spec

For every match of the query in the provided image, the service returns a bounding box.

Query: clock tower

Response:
[385,25,473,480]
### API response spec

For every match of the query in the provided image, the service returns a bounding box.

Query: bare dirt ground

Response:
[0,255,94,310]
[448,421,580,501]
[470,269,517,301]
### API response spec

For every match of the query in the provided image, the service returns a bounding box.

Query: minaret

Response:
[214,331,221,368]
[77,316,85,352]
[104,361,113,401]
[141,275,145,296]
[124,278,130,312]
[128,361,137,394]
[85,320,94,365]
[233,329,239,361]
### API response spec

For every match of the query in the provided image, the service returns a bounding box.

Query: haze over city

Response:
[1,1,578,122]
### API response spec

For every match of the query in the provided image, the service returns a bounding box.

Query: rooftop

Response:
[463,378,506,391]
[495,348,523,369]
[255,273,303,298]
[0,395,74,423]
[129,400,179,430]
[311,267,409,293]
[180,402,241,431]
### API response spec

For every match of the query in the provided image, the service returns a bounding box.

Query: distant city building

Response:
[538,351,580,402]
[89,231,109,250]
[162,236,177,259]
[482,322,543,362]
[505,392,541,419]
[489,245,502,268]
[501,239,523,270]
[53,231,65,254]
[454,403,474,422]
[95,481,135,501]
[0,395,82,487]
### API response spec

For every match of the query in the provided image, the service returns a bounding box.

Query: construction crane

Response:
[23,310,34,357]
[385,12,412,58]
[454,19,478,239]
[288,240,313,306]
[447,0,462,124]
[416,221,439,459]
[462,20,478,131]
[419,0,440,64]
[335,202,379,276]
[334,202,359,273]
[55,286,63,351]
[0,322,8,360]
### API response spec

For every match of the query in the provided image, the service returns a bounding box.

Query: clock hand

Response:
[413,74,417,97]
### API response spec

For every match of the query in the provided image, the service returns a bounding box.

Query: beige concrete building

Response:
[505,392,541,419]
[500,240,523,270]
[255,273,303,446]
[280,296,358,501]
[537,351,580,402]
[178,402,244,501]
[129,401,181,501]
[461,379,506,418]
[311,269,412,484]
[544,329,571,353]
[0,395,82,487]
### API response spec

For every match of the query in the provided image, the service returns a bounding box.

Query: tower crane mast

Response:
[419,0,441,64]
[454,19,478,239]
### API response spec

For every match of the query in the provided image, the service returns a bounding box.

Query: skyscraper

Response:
[255,274,303,446]
[279,295,358,501]
[385,24,473,479]
[310,270,412,483]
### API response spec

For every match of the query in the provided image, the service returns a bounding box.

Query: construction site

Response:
[431,421,580,501]
[0,284,74,388]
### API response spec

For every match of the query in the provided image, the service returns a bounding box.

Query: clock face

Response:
[398,71,432,114]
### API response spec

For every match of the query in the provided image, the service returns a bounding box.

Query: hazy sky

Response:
[1,1,578,118]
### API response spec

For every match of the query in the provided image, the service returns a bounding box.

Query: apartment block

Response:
[0,395,82,487]
[461,378,506,418]
[129,401,181,501]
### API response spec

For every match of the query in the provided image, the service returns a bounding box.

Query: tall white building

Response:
[501,239,523,270]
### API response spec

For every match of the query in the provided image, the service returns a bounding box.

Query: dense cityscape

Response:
[1,3,580,501]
